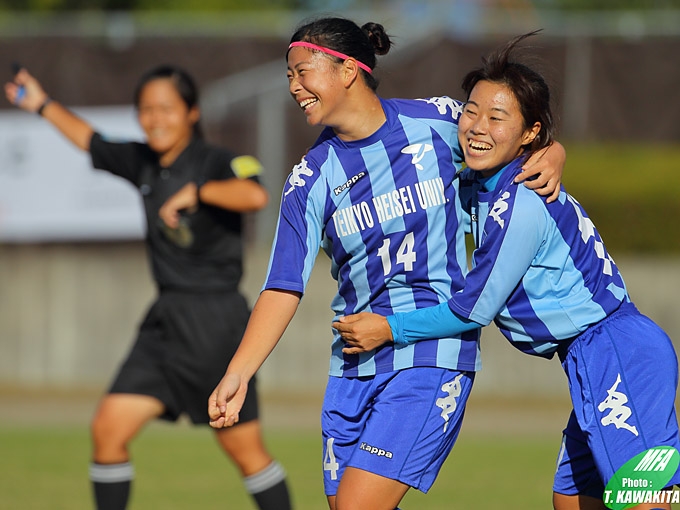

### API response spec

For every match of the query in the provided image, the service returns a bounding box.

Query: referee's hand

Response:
[4,67,50,114]
[208,372,246,428]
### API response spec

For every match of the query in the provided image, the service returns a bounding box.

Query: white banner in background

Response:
[0,106,146,242]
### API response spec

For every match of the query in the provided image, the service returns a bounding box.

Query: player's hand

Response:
[4,68,50,113]
[208,372,247,428]
[158,182,199,229]
[514,141,566,203]
[334,312,393,354]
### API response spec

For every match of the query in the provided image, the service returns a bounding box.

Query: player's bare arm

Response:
[514,140,566,203]
[209,288,301,428]
[334,312,393,355]
[5,68,94,151]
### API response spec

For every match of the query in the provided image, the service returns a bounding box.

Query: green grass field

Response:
[0,423,561,510]
[2,420,678,510]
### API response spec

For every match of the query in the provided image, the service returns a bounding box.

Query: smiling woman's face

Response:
[136,78,199,164]
[286,46,345,129]
[458,80,540,178]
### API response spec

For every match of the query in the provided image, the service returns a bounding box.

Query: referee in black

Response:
[5,65,292,510]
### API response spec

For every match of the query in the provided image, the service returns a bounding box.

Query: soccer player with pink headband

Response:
[209,17,566,510]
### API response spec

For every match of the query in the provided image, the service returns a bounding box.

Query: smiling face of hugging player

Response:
[458,80,540,177]
[333,31,680,510]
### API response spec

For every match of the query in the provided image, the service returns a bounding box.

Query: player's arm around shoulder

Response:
[514,141,566,203]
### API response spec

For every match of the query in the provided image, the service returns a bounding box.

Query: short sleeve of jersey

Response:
[449,181,547,325]
[89,132,150,185]
[263,153,326,295]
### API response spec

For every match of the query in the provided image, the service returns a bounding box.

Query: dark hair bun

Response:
[362,22,392,56]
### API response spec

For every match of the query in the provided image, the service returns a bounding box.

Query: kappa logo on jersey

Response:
[436,373,464,433]
[333,171,367,196]
[489,191,511,228]
[598,373,639,436]
[401,144,434,170]
[284,157,314,197]
[417,96,464,119]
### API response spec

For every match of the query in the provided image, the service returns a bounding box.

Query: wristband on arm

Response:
[195,177,207,204]
[37,97,52,116]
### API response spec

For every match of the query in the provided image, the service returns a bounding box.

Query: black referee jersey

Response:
[89,133,252,292]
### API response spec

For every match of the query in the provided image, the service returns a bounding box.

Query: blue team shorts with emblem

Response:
[553,301,680,498]
[320,367,474,496]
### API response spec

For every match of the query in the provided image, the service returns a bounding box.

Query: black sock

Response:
[244,461,292,510]
[90,462,134,510]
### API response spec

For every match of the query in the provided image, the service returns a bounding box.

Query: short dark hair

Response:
[288,17,393,91]
[461,31,555,152]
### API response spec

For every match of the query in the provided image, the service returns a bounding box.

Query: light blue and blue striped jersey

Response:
[453,157,629,358]
[264,97,481,377]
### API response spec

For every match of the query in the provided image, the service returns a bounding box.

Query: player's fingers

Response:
[332,321,353,336]
[529,177,553,195]
[342,346,362,355]
[338,331,358,344]
[545,183,560,204]
[210,407,240,428]
[333,321,358,341]
[209,416,226,429]
[208,389,224,418]
[211,384,230,414]
[224,412,240,427]
[338,313,364,324]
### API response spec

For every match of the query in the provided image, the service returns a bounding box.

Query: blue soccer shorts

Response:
[320,367,474,496]
[553,302,680,498]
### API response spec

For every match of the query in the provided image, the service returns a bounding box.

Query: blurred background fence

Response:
[1,2,679,402]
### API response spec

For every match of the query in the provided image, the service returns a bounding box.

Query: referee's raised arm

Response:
[5,67,94,151]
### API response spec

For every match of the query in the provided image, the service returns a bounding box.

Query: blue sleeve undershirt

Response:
[386,303,483,345]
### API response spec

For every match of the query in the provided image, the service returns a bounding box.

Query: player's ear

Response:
[522,122,541,146]
[188,105,200,125]
[341,59,360,88]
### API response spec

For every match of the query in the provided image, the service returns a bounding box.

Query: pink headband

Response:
[288,41,373,74]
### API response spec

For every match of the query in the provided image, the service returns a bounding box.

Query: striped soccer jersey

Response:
[264,97,481,377]
[454,158,629,358]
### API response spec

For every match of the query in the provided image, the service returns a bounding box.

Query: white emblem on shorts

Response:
[597,373,639,436]
[436,374,464,433]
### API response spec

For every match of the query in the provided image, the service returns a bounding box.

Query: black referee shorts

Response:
[108,289,259,425]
